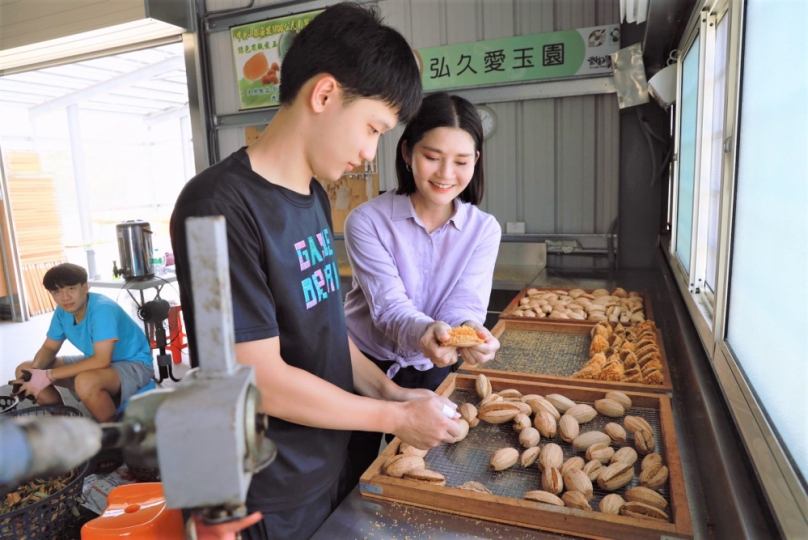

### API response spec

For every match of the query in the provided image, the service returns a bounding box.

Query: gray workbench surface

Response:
[311,487,580,540]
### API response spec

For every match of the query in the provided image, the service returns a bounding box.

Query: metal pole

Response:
[0,144,27,321]
[66,105,95,274]
[185,216,237,377]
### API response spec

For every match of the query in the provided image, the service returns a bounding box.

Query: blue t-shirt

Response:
[47,292,152,367]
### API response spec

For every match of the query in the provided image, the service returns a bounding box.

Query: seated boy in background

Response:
[10,263,154,422]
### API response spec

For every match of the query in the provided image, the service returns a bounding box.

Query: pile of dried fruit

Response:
[1,469,77,515]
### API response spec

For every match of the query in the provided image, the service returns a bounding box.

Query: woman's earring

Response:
[405,163,411,172]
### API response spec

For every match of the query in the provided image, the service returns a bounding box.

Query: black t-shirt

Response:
[170,147,353,512]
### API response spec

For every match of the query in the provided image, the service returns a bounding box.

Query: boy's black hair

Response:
[395,92,485,205]
[42,263,88,291]
[279,2,422,123]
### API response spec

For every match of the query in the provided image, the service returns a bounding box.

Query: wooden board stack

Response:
[4,151,66,315]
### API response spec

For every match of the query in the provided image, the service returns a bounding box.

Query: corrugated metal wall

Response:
[207,0,620,254]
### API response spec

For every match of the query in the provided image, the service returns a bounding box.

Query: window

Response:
[675,35,700,274]
[726,0,808,483]
[704,13,729,296]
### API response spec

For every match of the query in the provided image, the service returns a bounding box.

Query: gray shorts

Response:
[61,355,154,405]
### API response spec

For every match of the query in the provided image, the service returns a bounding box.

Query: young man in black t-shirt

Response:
[170,4,461,539]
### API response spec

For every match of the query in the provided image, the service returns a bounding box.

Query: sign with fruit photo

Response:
[230,9,322,110]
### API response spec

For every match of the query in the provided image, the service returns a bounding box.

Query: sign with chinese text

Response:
[231,10,323,110]
[416,25,620,92]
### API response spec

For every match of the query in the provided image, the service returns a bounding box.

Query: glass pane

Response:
[706,15,729,292]
[676,35,700,272]
[727,0,808,480]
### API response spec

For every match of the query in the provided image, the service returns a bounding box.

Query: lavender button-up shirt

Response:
[344,190,501,378]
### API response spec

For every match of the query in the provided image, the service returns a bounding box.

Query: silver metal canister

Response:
[116,220,154,280]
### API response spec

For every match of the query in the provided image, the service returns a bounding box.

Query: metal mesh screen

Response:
[423,389,671,520]
[483,330,590,377]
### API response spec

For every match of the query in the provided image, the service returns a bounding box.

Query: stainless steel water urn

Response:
[116,220,153,280]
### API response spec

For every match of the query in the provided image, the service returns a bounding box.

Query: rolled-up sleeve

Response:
[435,217,501,327]
[344,210,434,353]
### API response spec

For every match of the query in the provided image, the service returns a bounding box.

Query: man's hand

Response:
[392,394,461,449]
[419,321,458,368]
[457,321,500,367]
[10,369,52,400]
[191,511,262,540]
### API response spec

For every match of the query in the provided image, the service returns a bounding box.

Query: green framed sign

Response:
[415,25,620,92]
[231,9,323,110]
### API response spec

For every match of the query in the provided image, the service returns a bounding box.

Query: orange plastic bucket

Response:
[81,483,184,539]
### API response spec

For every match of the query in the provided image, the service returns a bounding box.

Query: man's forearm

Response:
[31,348,58,370]
[258,360,401,433]
[348,338,403,401]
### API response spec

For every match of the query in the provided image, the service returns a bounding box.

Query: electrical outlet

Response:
[506,222,525,234]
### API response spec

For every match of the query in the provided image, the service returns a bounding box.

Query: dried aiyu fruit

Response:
[521,446,541,468]
[512,413,532,432]
[519,427,540,448]
[453,419,470,443]
[490,448,519,471]
[541,467,564,494]
[620,501,669,521]
[526,396,561,421]
[399,442,428,458]
[594,398,625,418]
[562,490,592,510]
[586,443,615,464]
[404,469,446,485]
[561,456,585,475]
[641,453,663,471]
[605,391,632,411]
[604,422,627,444]
[460,481,492,494]
[566,404,598,424]
[385,455,425,478]
[571,431,611,452]
[625,486,668,510]
[599,493,626,514]
[459,403,477,424]
[475,374,492,398]
[562,468,593,500]
[639,463,669,491]
[478,401,521,424]
[544,394,576,413]
[538,443,563,472]
[597,462,634,491]
[624,415,652,434]
[558,414,580,443]
[611,446,638,466]
[583,460,604,482]
[524,490,564,507]
[634,429,656,455]
[533,411,557,439]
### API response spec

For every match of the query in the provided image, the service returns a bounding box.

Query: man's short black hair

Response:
[395,92,486,205]
[42,263,88,292]
[279,2,422,123]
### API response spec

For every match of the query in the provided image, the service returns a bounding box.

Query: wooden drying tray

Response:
[499,287,655,325]
[463,320,673,394]
[360,374,693,540]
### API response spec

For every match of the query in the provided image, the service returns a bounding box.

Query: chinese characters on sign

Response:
[415,25,620,92]
[231,9,323,110]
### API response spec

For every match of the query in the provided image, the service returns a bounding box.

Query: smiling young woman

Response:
[340,92,503,497]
